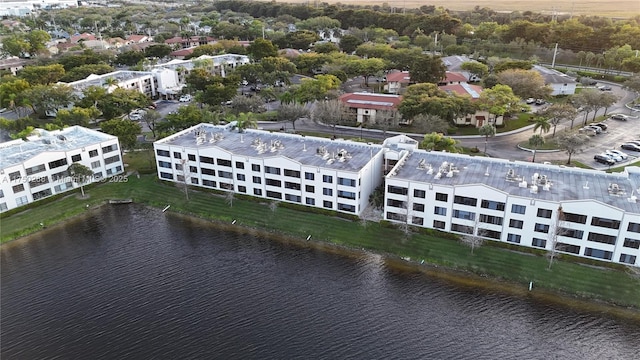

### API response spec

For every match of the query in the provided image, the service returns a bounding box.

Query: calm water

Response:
[2,205,639,360]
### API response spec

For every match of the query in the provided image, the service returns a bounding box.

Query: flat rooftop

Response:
[0,126,116,170]
[391,151,640,213]
[157,124,382,173]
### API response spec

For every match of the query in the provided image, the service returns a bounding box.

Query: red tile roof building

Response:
[339,92,404,124]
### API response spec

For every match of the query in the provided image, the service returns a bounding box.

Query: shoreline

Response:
[2,178,639,315]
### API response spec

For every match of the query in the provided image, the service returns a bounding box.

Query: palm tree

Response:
[103,77,120,92]
[478,124,496,155]
[528,134,545,163]
[532,116,551,135]
[232,112,257,132]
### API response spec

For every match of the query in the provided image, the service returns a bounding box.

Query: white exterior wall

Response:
[383,179,640,267]
[549,82,577,96]
[0,136,123,212]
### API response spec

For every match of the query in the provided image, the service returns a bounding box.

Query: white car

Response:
[179,94,192,102]
[129,109,146,121]
[606,149,628,160]
[601,152,622,162]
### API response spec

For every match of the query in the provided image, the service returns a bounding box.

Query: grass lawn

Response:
[2,152,639,309]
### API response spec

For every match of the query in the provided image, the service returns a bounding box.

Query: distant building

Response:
[164,36,216,49]
[339,92,403,124]
[0,126,124,212]
[0,57,28,76]
[63,70,158,99]
[384,71,412,94]
[532,65,578,96]
[438,80,504,127]
[441,55,482,82]
[0,0,78,16]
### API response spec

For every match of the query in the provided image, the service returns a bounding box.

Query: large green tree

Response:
[19,64,65,85]
[409,55,446,84]
[421,132,460,152]
[100,118,142,150]
[496,69,551,100]
[22,84,76,118]
[477,84,521,122]
[247,38,278,60]
[398,83,474,122]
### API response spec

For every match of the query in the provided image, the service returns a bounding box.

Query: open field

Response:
[282,0,640,18]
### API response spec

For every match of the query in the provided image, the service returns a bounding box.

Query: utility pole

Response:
[551,43,558,68]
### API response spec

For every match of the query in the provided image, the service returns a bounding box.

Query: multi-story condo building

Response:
[153,123,385,216]
[153,125,640,268]
[382,136,639,267]
[0,126,124,212]
[63,70,158,99]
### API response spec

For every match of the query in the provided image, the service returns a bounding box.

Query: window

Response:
[48,158,68,169]
[252,164,261,172]
[284,169,300,178]
[176,175,184,182]
[237,185,246,193]
[51,170,68,181]
[191,178,199,185]
[387,199,404,208]
[306,197,315,205]
[265,166,280,175]
[15,195,28,206]
[511,204,526,214]
[387,185,408,195]
[29,177,49,188]
[156,149,170,157]
[338,190,355,200]
[220,183,233,190]
[537,208,552,218]
[414,189,426,198]
[93,172,103,180]
[584,248,613,260]
[173,152,181,159]
[561,228,584,239]
[218,171,233,179]
[188,154,196,161]
[12,184,24,193]
[254,189,262,196]
[266,191,281,199]
[201,168,215,176]
[305,172,314,180]
[563,212,587,224]
[322,175,333,183]
[338,203,356,213]
[479,214,503,225]
[556,243,580,254]
[102,144,118,153]
[200,156,214,164]
[70,154,81,162]
[534,223,549,233]
[507,234,521,244]
[323,188,333,196]
[623,238,640,249]
[451,223,473,234]
[285,182,301,190]
[532,238,547,248]
[89,149,98,157]
[175,163,183,171]
[25,164,46,175]
[627,222,640,233]
[9,171,21,181]
[338,177,356,187]
[159,161,172,169]
[413,203,425,212]
[411,217,424,225]
[434,206,447,216]
[235,174,245,181]
[0,203,7,211]
[285,194,301,203]
[305,185,315,192]
[587,232,616,245]
[253,176,261,184]
[591,217,620,229]
[620,254,637,265]
[202,180,216,187]
[435,193,448,202]
[190,166,198,173]
[481,200,505,211]
[235,161,244,169]
[91,161,101,169]
[266,179,281,187]
[433,220,446,229]
[323,200,333,209]
[0,190,3,198]
[453,210,475,220]
[509,219,524,229]
[453,195,477,207]
[483,229,501,240]
[217,159,232,167]
[160,172,173,180]
[104,155,120,165]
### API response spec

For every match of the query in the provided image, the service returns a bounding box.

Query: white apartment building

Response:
[153,123,385,216]
[0,0,77,16]
[0,126,124,212]
[63,70,158,98]
[382,137,640,267]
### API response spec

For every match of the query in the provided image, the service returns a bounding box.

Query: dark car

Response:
[594,154,615,165]
[599,86,612,91]
[621,143,640,152]
[592,123,608,130]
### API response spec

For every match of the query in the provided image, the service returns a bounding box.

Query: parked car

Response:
[594,154,615,165]
[601,152,622,162]
[525,98,535,104]
[579,127,597,136]
[586,125,602,134]
[633,104,640,109]
[621,143,640,152]
[129,109,146,121]
[592,123,608,131]
[610,114,630,121]
[606,149,628,160]
[626,140,640,147]
[535,99,546,105]
[598,85,612,91]
[179,94,192,102]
